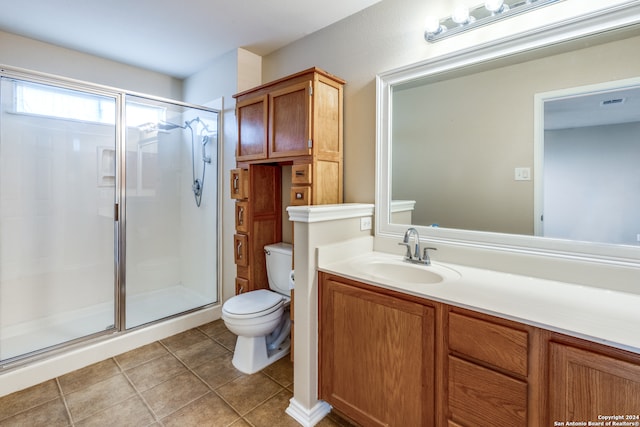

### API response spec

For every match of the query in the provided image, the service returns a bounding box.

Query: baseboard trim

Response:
[285,397,332,427]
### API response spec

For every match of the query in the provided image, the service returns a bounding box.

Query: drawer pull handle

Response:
[238,207,244,225]
[295,170,305,177]
[233,175,239,193]
[236,241,243,259]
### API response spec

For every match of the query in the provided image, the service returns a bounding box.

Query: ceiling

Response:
[0,0,381,79]
[545,86,640,130]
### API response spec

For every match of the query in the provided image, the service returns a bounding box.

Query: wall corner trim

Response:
[287,203,374,223]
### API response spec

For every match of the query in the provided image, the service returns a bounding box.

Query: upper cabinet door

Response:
[236,95,268,161]
[268,81,312,158]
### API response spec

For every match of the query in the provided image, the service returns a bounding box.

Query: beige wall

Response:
[0,30,182,99]
[262,0,633,207]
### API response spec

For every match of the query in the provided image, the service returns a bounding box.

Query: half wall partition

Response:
[0,69,219,366]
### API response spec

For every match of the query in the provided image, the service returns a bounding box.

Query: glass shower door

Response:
[124,95,218,329]
[0,77,117,363]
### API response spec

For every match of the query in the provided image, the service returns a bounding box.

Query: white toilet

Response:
[222,242,293,374]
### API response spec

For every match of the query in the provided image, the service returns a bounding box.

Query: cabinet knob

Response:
[295,192,303,199]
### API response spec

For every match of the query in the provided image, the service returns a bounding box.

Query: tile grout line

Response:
[155,338,246,424]
[0,382,62,424]
[113,356,162,426]
[55,377,75,427]
[158,331,288,425]
[63,358,150,426]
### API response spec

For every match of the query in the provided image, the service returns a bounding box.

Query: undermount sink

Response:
[348,257,460,285]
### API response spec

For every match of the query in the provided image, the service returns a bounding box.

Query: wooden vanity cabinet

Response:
[318,274,640,426]
[548,334,640,424]
[319,273,436,427]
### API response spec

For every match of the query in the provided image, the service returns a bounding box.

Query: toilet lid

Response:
[223,289,284,316]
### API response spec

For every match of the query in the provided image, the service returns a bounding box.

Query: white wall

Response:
[183,48,262,304]
[545,122,640,245]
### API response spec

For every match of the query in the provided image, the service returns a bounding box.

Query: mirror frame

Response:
[376,1,640,267]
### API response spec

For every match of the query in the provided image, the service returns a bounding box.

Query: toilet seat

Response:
[222,289,285,319]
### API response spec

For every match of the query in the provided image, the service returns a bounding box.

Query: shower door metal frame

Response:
[117,92,222,331]
[0,66,122,368]
[0,64,222,369]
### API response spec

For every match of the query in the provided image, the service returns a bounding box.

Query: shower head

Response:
[157,121,183,131]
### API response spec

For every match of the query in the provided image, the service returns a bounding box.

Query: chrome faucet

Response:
[398,227,437,265]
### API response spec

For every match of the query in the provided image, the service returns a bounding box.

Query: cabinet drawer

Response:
[292,163,312,185]
[233,234,249,267]
[235,277,249,295]
[449,311,528,377]
[290,186,311,206]
[235,201,248,233]
[448,356,527,427]
[230,168,248,199]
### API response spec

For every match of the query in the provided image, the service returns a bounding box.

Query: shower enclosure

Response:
[0,70,219,365]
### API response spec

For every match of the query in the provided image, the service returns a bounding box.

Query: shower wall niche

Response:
[0,71,220,366]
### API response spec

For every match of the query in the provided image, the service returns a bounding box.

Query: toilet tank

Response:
[264,242,293,296]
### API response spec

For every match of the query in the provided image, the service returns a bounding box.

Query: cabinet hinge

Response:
[308,139,313,148]
[309,85,313,96]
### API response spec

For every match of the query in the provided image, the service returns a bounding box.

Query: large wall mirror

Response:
[376,2,640,264]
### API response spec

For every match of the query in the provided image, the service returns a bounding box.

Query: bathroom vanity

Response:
[317,242,640,427]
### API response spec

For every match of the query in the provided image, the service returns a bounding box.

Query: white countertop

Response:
[318,243,640,354]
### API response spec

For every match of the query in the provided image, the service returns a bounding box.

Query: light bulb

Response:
[451,6,473,25]
[424,16,442,35]
[485,0,509,14]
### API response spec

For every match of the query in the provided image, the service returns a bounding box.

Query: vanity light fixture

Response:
[424,0,563,42]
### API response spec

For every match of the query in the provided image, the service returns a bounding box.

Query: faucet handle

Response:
[398,242,412,259]
[422,247,437,264]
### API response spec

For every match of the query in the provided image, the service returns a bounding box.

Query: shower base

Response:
[0,285,214,363]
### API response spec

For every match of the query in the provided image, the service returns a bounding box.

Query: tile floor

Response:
[0,319,352,427]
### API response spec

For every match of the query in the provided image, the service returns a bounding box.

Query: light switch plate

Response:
[515,167,531,181]
[360,216,372,231]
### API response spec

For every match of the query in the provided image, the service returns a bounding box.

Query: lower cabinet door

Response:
[319,274,435,427]
[549,342,640,423]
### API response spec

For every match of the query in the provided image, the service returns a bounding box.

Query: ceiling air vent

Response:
[600,98,625,106]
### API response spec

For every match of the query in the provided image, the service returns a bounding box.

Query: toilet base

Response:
[232,335,291,374]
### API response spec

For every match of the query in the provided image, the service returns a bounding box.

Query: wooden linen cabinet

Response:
[232,68,345,360]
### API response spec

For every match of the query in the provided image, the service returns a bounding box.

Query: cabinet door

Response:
[247,164,282,291]
[319,274,435,427]
[268,81,312,158]
[237,95,268,161]
[549,342,640,422]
